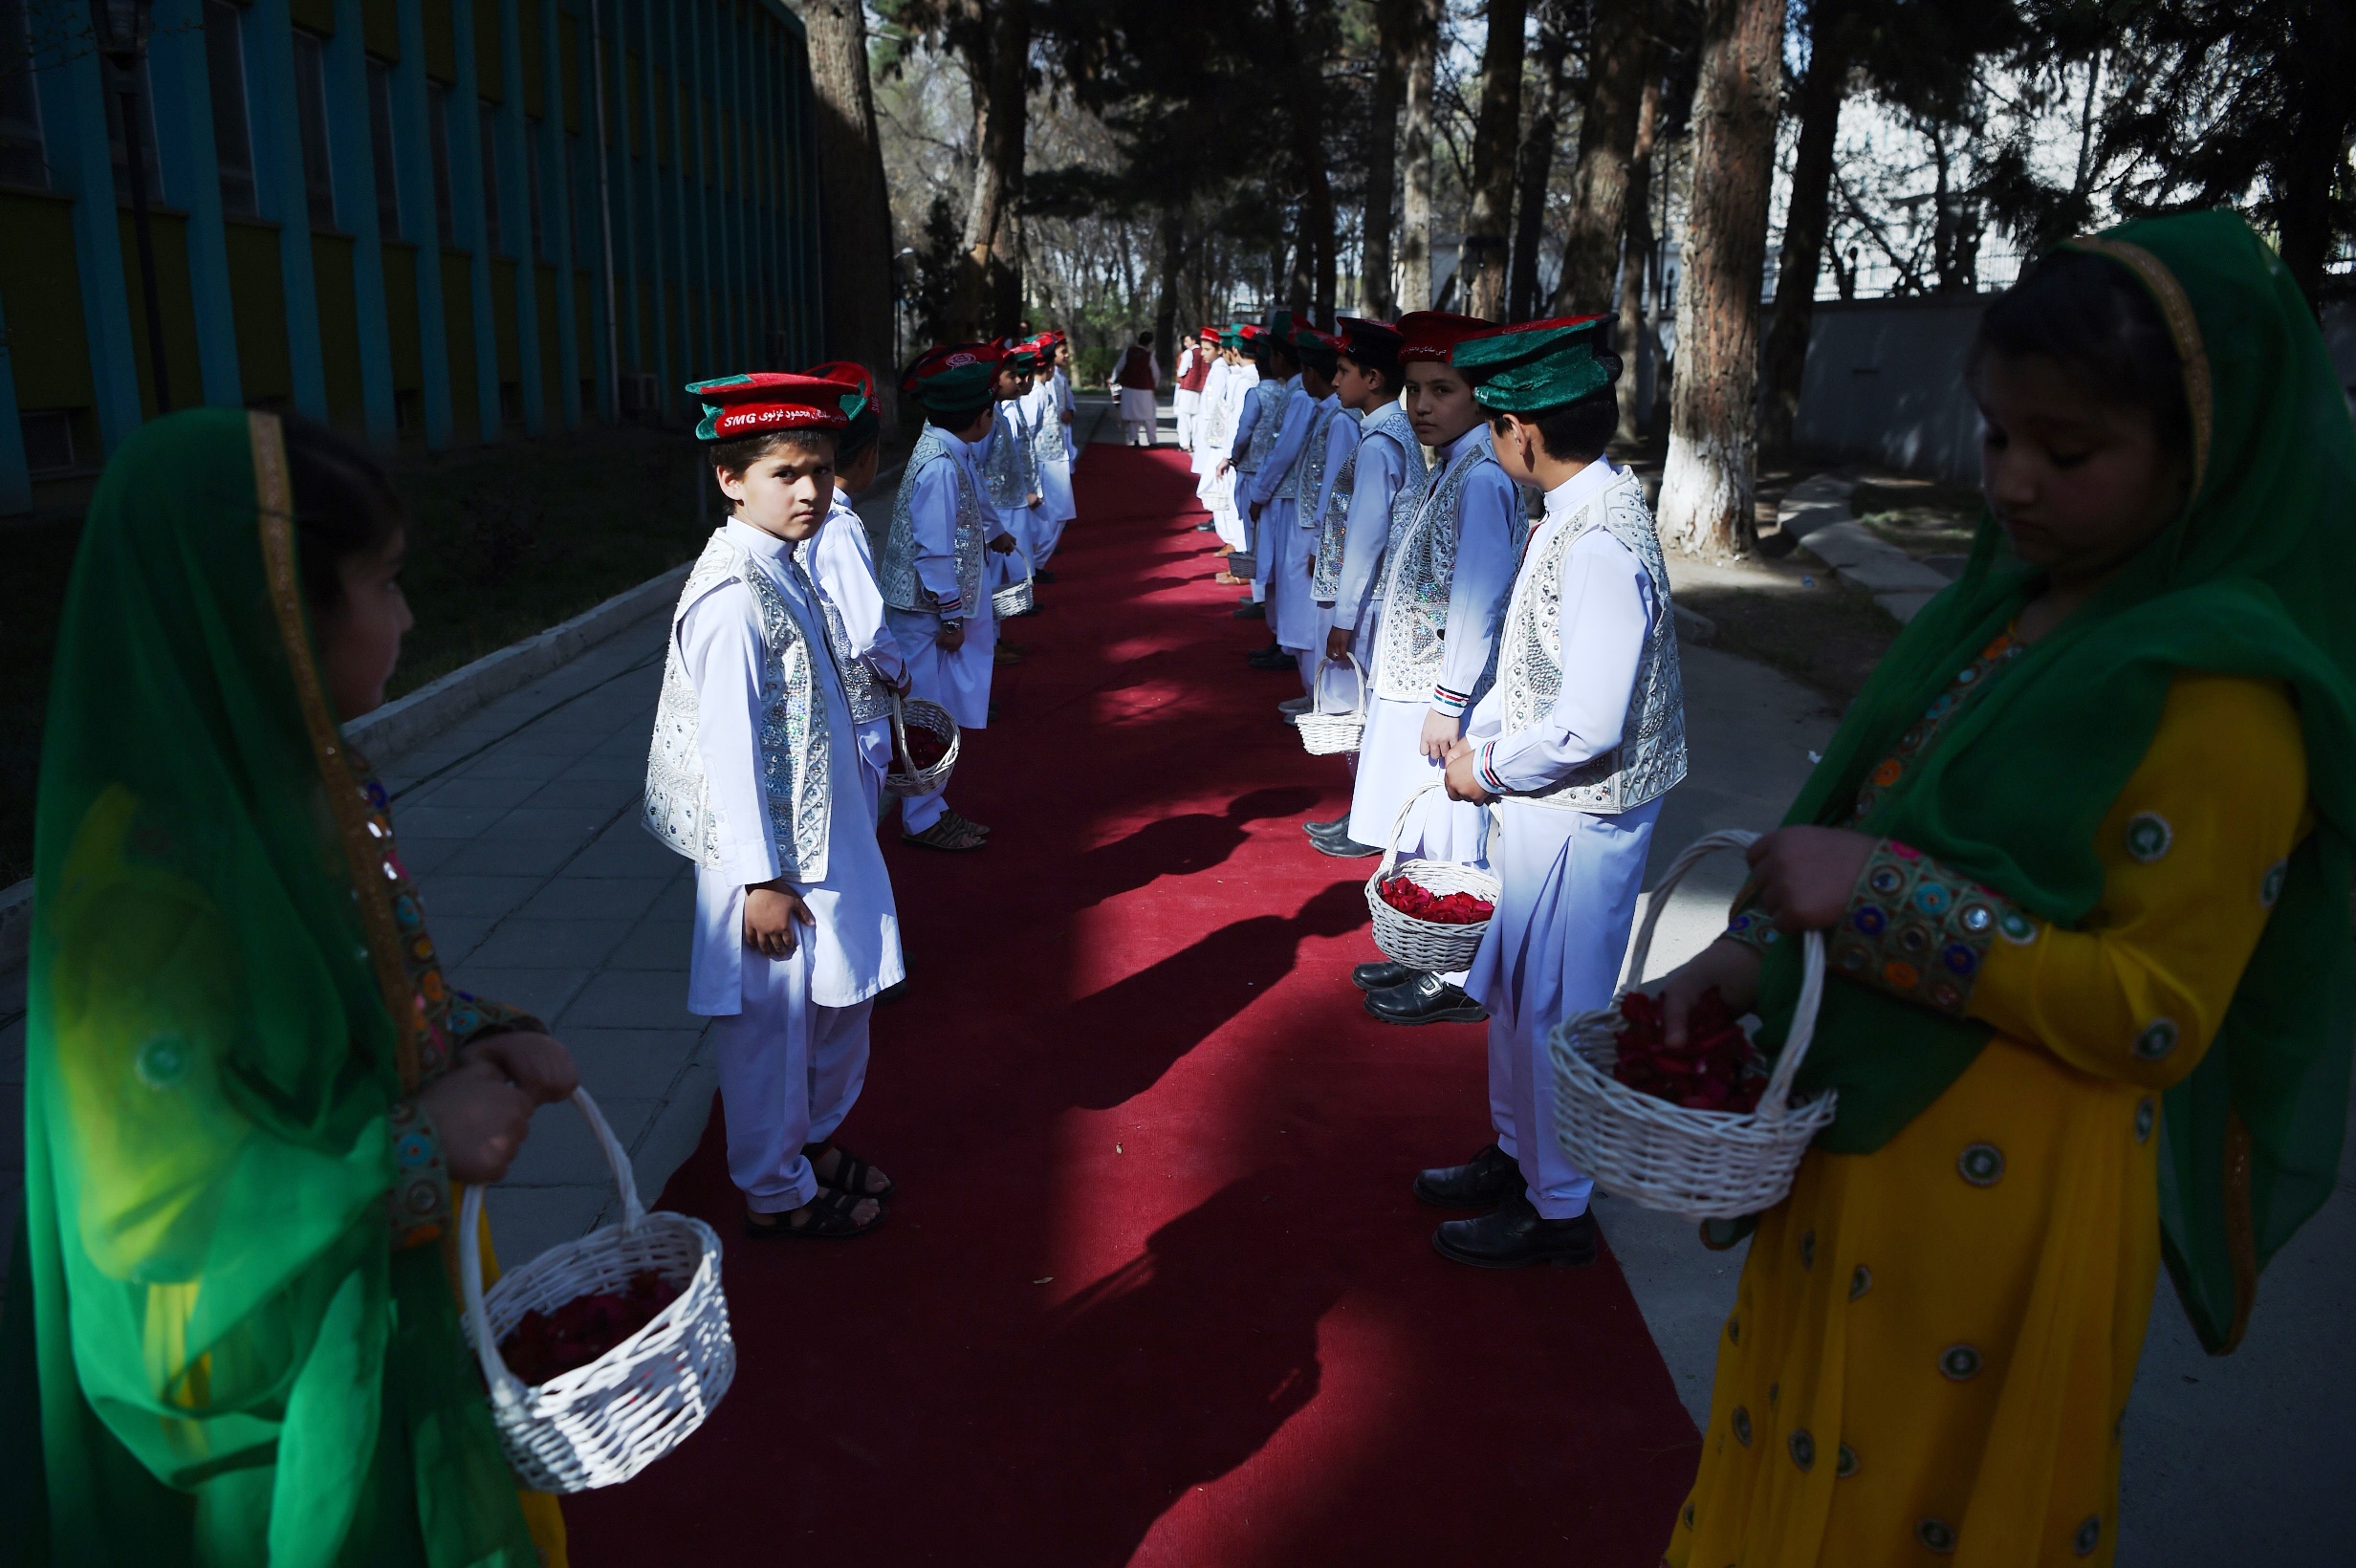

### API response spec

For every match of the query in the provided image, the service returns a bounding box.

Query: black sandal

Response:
[806,1142,896,1202]
[741,1188,884,1240]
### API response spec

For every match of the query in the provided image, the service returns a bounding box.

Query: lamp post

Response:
[91,0,169,415]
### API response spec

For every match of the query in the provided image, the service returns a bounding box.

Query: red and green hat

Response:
[902,341,1006,414]
[1451,314,1614,411]
[1290,324,1344,371]
[1396,311,1497,364]
[686,371,860,441]
[998,336,1045,374]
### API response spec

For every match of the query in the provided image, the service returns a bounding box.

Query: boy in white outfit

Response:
[648,371,905,1239]
[1025,331,1076,577]
[1418,315,1687,1269]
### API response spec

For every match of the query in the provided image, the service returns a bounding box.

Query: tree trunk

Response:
[1507,5,1572,322]
[953,0,1030,339]
[1756,0,1848,455]
[1658,0,1785,559]
[793,0,899,423]
[1462,0,1529,321]
[1551,0,1655,314]
[1396,0,1443,313]
[1362,0,1410,317]
[1614,71,1662,443]
[1152,203,1184,376]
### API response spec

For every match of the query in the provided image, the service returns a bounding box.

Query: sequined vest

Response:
[644,530,833,879]
[795,511,891,726]
[1283,397,1342,511]
[1029,388,1065,468]
[1497,468,1689,814]
[879,426,988,616]
[1312,401,1418,601]
[981,403,1035,509]
[1237,380,1290,473]
[1372,438,1513,703]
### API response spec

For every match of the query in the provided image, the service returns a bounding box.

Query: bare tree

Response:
[1507,2,1574,322]
[1614,72,1664,441]
[1552,0,1658,313]
[1757,0,1851,454]
[1397,0,1444,313]
[1362,0,1414,316]
[794,0,899,419]
[1463,0,1530,319]
[1658,0,1786,558]
[954,0,1032,337]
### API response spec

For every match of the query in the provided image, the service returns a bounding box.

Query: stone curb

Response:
[1776,474,1953,625]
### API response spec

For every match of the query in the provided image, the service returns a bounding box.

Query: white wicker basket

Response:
[1363,780,1500,971]
[459,1088,735,1492]
[992,566,1036,618]
[1297,654,1366,756]
[1548,829,1839,1219]
[882,693,959,800]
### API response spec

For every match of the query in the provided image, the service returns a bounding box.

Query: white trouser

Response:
[710,937,874,1213]
[1174,388,1200,447]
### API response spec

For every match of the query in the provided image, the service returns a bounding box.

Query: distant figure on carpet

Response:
[879,341,1022,852]
[1111,331,1160,446]
[983,340,1046,663]
[650,371,904,1242]
[1656,212,2356,1568]
[796,360,908,824]
[1173,332,1206,448]
[1053,336,1080,468]
[3,407,576,1564]
[1026,330,1077,578]
[1420,316,1685,1270]
[1217,317,1296,630]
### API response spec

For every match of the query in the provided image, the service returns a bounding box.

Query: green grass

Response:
[1,425,719,887]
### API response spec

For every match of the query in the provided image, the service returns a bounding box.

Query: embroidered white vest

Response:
[1371,439,1514,703]
[644,531,833,879]
[1237,380,1290,473]
[879,426,988,616]
[1496,469,1689,814]
[1286,398,1342,513]
[1312,401,1425,602]
[981,403,1035,509]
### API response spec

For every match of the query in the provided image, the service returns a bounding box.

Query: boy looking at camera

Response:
[645,373,905,1241]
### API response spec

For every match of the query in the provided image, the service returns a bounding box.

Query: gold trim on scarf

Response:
[249,411,426,1096]
[2065,235,2214,496]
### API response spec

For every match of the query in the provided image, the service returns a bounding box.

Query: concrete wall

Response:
[1794,294,2356,487]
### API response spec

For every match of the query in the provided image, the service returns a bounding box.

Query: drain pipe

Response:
[589,0,622,422]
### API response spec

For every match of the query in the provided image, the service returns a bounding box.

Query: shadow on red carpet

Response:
[564,446,1699,1566]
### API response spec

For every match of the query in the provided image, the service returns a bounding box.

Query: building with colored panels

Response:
[0,0,826,516]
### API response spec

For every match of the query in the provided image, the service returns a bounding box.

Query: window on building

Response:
[428,83,455,244]
[478,99,501,254]
[103,54,163,202]
[0,0,45,187]
[204,1,255,213]
[291,30,336,229]
[366,57,401,239]
[19,409,76,474]
[526,118,544,255]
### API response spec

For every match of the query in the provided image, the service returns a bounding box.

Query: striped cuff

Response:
[387,1098,450,1251]
[1476,740,1510,795]
[1430,683,1472,718]
[932,594,964,618]
[1830,838,2025,1017]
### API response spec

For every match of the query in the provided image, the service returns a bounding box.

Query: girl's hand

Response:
[1745,826,1877,933]
[744,882,812,959]
[463,1031,578,1106]
[1419,708,1460,762]
[1650,939,1766,1051]
[417,1060,536,1184]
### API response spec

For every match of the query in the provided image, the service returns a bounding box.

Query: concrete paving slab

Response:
[443,965,596,1023]
[450,834,592,879]
[503,1096,661,1187]
[1833,554,1954,595]
[560,968,708,1030]
[558,1027,711,1100]
[565,822,685,879]
[490,804,626,841]
[608,913,692,970]
[482,1184,612,1271]
[1792,518,1887,570]
[513,873,675,926]
[415,873,548,919]
[464,918,640,972]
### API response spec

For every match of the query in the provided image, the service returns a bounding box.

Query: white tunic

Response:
[885,430,998,731]
[681,519,905,1013]
[803,490,905,812]
[1461,458,1664,1219]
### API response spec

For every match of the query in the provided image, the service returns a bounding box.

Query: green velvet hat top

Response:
[1451,314,1613,412]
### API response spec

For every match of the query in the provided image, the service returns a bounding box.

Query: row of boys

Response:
[644,331,1079,1238]
[1182,309,1689,1267]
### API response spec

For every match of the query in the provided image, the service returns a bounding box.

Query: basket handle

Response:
[888,691,914,775]
[1313,652,1366,721]
[1617,829,1827,1122]
[1376,777,1446,882]
[458,1087,644,1406]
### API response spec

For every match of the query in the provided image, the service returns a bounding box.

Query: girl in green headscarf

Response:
[1654,211,2356,1566]
[2,408,580,1564]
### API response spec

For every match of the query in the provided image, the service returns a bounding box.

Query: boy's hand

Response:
[744,882,812,959]
[1215,458,1232,478]
[463,1031,579,1105]
[936,621,966,652]
[1442,739,1492,803]
[1419,708,1460,761]
[988,534,1016,555]
[1325,624,1354,661]
[1250,499,1265,523]
[1027,493,1043,509]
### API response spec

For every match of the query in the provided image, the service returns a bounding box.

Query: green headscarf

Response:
[1752,210,2356,1354]
[0,408,536,1563]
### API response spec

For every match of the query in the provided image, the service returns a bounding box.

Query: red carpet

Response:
[567,446,1699,1565]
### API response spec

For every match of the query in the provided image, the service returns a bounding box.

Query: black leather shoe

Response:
[1311,832,1382,859]
[1232,601,1266,620]
[1352,960,1422,992]
[1035,569,1058,584]
[1364,972,1489,1025]
[1413,1143,1526,1209]
[1304,816,1350,838]
[1432,1191,1598,1268]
